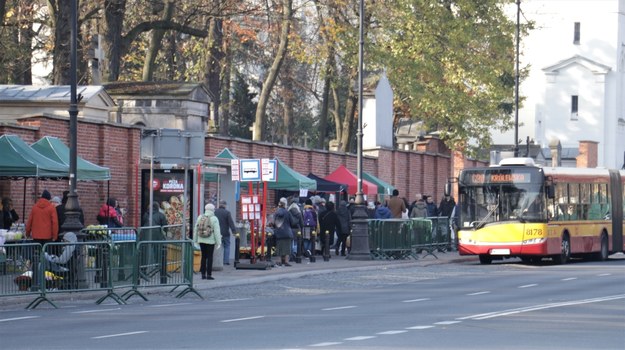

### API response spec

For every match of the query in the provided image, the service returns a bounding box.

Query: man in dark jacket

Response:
[318,201,342,257]
[142,202,168,239]
[1,197,19,230]
[215,200,237,265]
[336,200,351,256]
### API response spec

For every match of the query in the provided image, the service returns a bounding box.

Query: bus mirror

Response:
[546,184,555,199]
[444,182,452,197]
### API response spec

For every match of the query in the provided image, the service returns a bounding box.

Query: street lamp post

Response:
[62,0,86,288]
[347,0,371,261]
[513,0,521,157]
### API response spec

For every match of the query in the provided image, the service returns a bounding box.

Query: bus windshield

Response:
[458,168,547,228]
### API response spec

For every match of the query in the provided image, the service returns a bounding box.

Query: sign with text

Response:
[231,159,240,181]
[240,159,261,181]
[261,159,277,182]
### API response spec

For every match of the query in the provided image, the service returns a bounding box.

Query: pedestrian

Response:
[386,189,406,218]
[273,198,293,266]
[409,193,424,214]
[25,190,59,245]
[318,201,342,256]
[1,197,19,230]
[366,201,376,218]
[142,202,168,237]
[288,197,304,258]
[336,200,351,256]
[410,198,428,218]
[374,201,392,219]
[301,198,318,257]
[439,194,456,218]
[425,195,439,217]
[194,203,221,280]
[97,198,123,228]
[215,200,236,265]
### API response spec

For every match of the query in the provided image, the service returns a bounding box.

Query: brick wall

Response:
[0,116,141,228]
[576,140,598,168]
[1,121,484,228]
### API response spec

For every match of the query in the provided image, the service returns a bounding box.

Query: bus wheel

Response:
[594,234,609,261]
[553,235,570,264]
[479,255,492,264]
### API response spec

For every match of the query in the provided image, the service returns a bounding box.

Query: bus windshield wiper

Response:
[474,203,499,229]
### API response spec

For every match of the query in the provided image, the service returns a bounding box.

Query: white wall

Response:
[494,0,625,168]
[363,72,394,150]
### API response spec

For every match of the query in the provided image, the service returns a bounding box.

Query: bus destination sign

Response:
[465,171,532,185]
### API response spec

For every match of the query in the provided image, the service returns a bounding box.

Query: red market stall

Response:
[324,165,378,197]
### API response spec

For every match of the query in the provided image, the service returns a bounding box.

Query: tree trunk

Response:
[339,70,358,153]
[100,0,127,82]
[142,0,174,81]
[219,34,232,135]
[253,0,292,141]
[203,1,224,133]
[51,0,71,84]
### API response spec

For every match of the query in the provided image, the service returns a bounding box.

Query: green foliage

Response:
[228,72,256,139]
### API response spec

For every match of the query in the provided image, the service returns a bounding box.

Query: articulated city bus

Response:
[455,157,624,264]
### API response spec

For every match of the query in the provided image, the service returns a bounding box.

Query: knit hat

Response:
[51,196,62,204]
[279,197,288,207]
[205,203,215,212]
[41,190,51,200]
[219,200,227,207]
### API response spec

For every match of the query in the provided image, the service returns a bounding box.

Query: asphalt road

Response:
[1,258,624,349]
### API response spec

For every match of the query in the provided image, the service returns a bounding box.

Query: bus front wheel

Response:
[479,255,492,264]
[553,235,571,264]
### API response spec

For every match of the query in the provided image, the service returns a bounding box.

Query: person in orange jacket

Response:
[25,190,59,245]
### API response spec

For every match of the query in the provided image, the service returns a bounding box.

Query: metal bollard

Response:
[266,232,274,263]
[295,232,302,264]
[160,243,168,284]
[309,231,317,263]
[234,234,240,268]
[323,230,330,262]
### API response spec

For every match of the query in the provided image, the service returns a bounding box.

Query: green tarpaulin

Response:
[265,158,316,191]
[0,134,68,178]
[363,171,396,196]
[31,136,111,181]
[204,148,237,182]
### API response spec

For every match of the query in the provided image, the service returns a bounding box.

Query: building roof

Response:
[0,85,106,102]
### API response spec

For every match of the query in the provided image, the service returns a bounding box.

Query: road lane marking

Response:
[149,303,192,308]
[0,316,39,323]
[92,331,148,339]
[344,336,376,340]
[459,294,625,321]
[402,298,430,303]
[213,298,253,303]
[377,330,408,335]
[310,342,343,347]
[72,308,121,314]
[561,277,577,281]
[434,321,461,325]
[221,315,265,323]
[518,284,538,288]
[467,291,490,295]
[322,306,357,311]
[406,325,435,330]
[598,273,611,276]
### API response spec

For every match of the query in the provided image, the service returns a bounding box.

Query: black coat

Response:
[2,208,18,230]
[319,209,341,245]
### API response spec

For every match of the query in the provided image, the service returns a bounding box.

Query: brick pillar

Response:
[576,140,598,168]
[549,138,561,167]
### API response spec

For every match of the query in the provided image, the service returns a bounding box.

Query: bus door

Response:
[609,170,623,252]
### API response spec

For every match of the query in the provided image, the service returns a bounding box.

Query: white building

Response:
[493,0,625,169]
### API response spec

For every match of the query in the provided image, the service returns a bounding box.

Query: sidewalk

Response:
[0,251,476,309]
[197,250,477,290]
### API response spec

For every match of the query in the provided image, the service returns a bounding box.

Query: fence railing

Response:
[368,217,453,260]
[0,225,201,309]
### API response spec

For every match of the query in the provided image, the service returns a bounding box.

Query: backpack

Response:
[303,208,316,227]
[196,215,213,238]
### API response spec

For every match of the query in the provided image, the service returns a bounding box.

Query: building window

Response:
[573,22,580,45]
[571,95,578,120]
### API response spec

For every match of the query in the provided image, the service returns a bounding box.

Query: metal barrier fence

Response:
[368,217,453,260]
[0,225,200,309]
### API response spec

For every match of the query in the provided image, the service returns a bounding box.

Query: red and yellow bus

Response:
[455,158,625,264]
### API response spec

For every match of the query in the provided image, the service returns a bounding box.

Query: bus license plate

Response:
[490,249,510,255]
